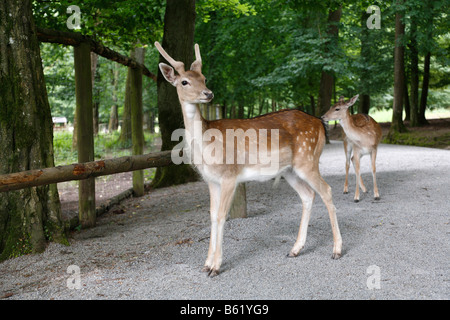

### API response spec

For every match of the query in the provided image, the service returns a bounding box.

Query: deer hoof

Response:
[374,196,380,201]
[202,266,211,273]
[208,269,219,277]
[354,199,359,203]
[287,252,298,258]
[331,253,342,260]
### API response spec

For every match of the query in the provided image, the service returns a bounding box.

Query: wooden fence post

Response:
[74,41,96,228]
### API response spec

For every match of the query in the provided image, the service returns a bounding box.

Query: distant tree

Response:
[151,0,199,188]
[317,4,342,119]
[391,0,407,134]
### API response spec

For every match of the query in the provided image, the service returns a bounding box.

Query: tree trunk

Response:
[91,52,99,135]
[108,64,119,132]
[118,53,133,146]
[0,0,67,260]
[390,0,407,134]
[403,77,411,121]
[418,52,431,125]
[409,20,419,126]
[358,10,371,115]
[238,101,245,119]
[359,94,370,115]
[152,0,199,188]
[316,6,342,119]
[131,45,145,197]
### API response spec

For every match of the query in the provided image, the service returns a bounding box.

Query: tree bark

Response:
[359,94,370,115]
[403,76,411,121]
[409,20,419,126]
[131,46,145,196]
[108,64,119,132]
[152,0,199,188]
[358,10,371,115]
[0,0,67,260]
[119,61,132,146]
[418,52,431,125]
[316,6,342,119]
[391,0,407,134]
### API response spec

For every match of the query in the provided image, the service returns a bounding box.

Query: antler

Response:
[190,43,202,72]
[154,41,185,74]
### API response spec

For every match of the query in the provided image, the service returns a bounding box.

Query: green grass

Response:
[383,131,450,149]
[370,107,450,123]
[53,130,158,166]
[327,108,450,125]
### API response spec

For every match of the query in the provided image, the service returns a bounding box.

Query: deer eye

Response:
[335,108,340,111]
[181,80,189,86]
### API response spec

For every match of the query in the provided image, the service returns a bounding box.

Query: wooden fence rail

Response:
[0,151,172,193]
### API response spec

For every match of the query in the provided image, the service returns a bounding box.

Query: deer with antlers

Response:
[155,41,342,277]
[321,95,382,202]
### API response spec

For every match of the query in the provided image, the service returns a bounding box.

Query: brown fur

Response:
[322,95,382,201]
[155,42,342,277]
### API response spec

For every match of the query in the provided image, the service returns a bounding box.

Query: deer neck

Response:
[339,110,362,143]
[179,100,208,169]
[179,100,207,135]
[338,110,353,133]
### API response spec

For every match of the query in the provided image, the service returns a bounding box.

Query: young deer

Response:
[321,95,382,202]
[155,41,342,277]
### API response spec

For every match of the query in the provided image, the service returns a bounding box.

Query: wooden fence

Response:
[1,29,247,228]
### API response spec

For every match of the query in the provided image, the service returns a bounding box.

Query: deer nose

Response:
[203,90,214,100]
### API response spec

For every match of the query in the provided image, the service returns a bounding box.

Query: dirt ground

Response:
[58,118,450,224]
[2,136,448,300]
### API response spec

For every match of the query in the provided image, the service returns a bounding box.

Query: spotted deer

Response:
[321,95,382,202]
[155,41,342,277]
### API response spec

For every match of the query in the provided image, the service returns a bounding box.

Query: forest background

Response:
[37,0,449,146]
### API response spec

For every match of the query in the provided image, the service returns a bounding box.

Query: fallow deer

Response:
[321,95,382,202]
[155,41,342,277]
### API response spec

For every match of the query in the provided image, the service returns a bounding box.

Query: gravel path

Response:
[1,141,449,300]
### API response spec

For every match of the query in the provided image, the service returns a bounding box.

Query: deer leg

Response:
[208,178,237,277]
[358,154,367,194]
[203,181,220,272]
[351,150,363,202]
[294,168,342,259]
[284,172,315,257]
[371,149,380,200]
[343,139,352,194]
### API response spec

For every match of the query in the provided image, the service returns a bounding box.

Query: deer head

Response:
[155,41,214,104]
[321,94,359,122]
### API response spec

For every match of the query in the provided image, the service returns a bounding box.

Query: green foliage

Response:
[33,0,164,51]
[35,0,450,127]
[195,0,449,117]
[197,0,256,22]
[53,130,156,166]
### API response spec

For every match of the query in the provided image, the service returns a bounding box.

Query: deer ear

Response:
[346,94,359,108]
[159,63,178,86]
